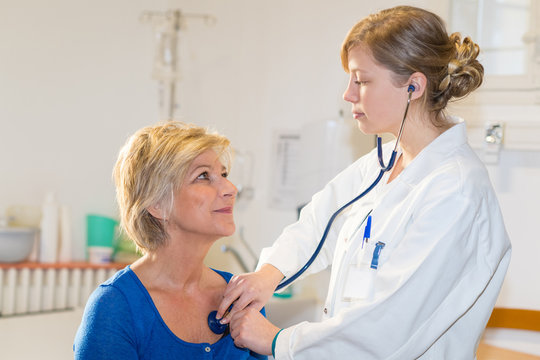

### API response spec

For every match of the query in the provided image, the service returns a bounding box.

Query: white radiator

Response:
[0,265,120,317]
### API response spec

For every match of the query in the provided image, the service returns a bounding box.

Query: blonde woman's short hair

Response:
[113,121,231,254]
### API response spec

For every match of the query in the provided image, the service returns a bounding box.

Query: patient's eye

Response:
[197,171,210,180]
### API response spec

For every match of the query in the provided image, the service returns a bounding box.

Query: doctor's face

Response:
[167,149,237,241]
[343,45,410,136]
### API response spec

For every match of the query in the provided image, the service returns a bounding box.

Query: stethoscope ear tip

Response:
[407,84,416,93]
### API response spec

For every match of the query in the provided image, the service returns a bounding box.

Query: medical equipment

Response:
[207,84,415,334]
[273,84,415,291]
[208,307,231,334]
[140,9,216,119]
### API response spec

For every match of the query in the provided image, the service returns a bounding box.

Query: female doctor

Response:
[217,6,511,359]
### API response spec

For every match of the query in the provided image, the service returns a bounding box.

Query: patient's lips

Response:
[215,206,233,214]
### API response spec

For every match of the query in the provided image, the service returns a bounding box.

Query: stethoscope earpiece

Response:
[209,76,417,336]
[272,79,415,293]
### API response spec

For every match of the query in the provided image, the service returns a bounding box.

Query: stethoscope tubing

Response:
[275,150,395,291]
[206,86,414,335]
[275,87,414,292]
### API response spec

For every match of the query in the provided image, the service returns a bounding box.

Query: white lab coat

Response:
[258,120,511,359]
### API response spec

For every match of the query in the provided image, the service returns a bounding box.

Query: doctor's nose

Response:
[343,82,359,104]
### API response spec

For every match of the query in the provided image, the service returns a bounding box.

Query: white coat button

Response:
[324,307,328,314]
[205,346,211,352]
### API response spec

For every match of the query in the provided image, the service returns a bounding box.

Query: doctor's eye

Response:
[354,80,368,86]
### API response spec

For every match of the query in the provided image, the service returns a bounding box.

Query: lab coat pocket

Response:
[343,265,376,301]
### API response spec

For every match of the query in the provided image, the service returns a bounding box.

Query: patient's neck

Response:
[133,234,215,292]
[130,235,228,344]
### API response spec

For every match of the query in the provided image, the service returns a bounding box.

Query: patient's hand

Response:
[217,264,283,323]
[229,307,280,355]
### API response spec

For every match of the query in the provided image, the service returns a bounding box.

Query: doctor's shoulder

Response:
[452,144,496,197]
[414,150,493,207]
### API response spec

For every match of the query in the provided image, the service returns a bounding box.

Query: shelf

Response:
[0,262,128,270]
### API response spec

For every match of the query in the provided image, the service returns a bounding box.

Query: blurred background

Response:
[1,0,539,358]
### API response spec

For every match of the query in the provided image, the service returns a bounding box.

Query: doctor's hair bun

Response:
[341,6,485,128]
[434,33,484,112]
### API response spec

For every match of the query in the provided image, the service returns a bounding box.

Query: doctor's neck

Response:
[397,113,446,167]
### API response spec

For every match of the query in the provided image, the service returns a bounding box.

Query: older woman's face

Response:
[168,149,237,241]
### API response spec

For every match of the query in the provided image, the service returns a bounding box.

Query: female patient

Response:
[74,121,266,359]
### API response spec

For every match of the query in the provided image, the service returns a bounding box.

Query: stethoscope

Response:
[208,84,415,335]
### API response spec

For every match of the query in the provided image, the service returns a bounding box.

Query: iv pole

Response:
[140,10,216,120]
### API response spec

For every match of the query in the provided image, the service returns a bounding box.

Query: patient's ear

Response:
[147,203,166,220]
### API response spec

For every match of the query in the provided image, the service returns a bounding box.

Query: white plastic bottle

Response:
[39,192,59,263]
[58,205,72,263]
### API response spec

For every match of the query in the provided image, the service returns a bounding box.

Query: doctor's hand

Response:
[229,307,281,356]
[217,264,284,324]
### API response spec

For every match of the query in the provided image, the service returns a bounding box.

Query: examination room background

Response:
[1,0,539,358]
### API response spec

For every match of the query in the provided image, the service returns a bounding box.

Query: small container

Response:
[39,193,59,263]
[86,214,118,264]
[58,205,72,262]
[0,227,37,263]
[88,246,114,264]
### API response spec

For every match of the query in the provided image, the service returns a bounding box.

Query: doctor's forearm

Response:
[258,263,285,291]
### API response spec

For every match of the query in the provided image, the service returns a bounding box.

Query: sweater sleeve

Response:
[74,284,139,359]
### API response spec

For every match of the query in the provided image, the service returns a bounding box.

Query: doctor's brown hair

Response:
[341,6,483,128]
[113,121,231,254]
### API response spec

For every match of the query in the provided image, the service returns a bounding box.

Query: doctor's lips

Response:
[352,112,365,119]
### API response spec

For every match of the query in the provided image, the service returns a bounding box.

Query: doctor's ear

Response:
[406,72,427,100]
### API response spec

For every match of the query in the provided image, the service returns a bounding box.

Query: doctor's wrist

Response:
[271,329,284,358]
[259,264,285,288]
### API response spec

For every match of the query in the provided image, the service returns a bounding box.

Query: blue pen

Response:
[362,215,372,249]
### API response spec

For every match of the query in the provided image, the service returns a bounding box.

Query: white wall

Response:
[1,0,539,358]
[166,0,446,261]
[0,0,445,262]
[0,0,167,259]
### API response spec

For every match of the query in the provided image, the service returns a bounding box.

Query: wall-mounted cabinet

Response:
[448,0,540,151]
[450,0,540,93]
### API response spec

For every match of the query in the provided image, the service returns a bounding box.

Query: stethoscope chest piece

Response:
[207,310,228,334]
